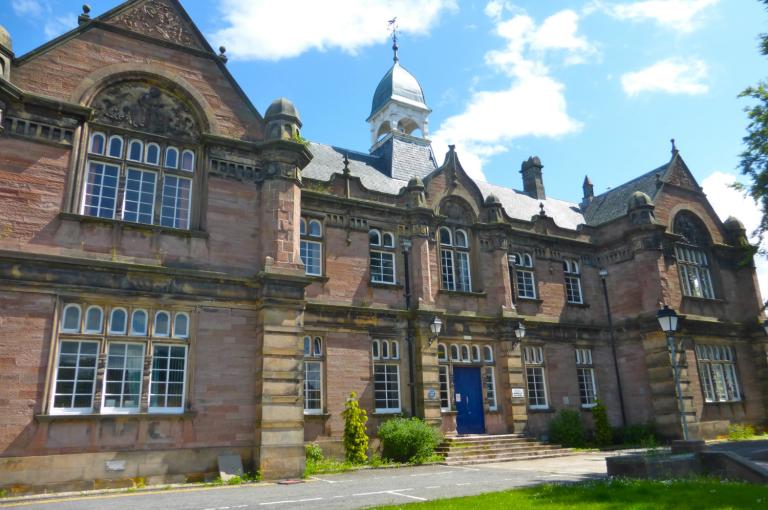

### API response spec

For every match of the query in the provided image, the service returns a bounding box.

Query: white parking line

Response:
[409,471,453,477]
[443,465,481,471]
[352,488,426,501]
[309,476,338,484]
[456,482,472,486]
[259,497,323,506]
[425,485,441,489]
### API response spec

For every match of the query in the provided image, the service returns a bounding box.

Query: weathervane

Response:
[388,17,399,62]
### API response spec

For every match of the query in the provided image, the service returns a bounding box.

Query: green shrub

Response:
[728,423,756,441]
[548,409,586,448]
[615,423,658,445]
[342,392,369,464]
[305,442,324,462]
[378,417,443,463]
[591,400,613,447]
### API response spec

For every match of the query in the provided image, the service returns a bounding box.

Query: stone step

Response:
[443,450,580,466]
[436,442,557,453]
[441,446,564,458]
[441,437,536,446]
[443,434,525,442]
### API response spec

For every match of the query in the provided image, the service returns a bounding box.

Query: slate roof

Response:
[371,136,438,181]
[303,142,408,195]
[369,63,429,118]
[582,163,670,226]
[475,181,586,231]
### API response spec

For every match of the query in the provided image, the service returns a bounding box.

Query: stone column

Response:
[501,340,528,434]
[414,321,442,427]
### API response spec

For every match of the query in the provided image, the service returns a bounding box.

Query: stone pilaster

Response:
[414,322,442,427]
[500,341,527,433]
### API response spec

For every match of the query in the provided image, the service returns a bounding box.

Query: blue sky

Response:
[5,0,768,296]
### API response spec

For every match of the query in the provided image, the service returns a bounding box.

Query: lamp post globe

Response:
[656,305,678,334]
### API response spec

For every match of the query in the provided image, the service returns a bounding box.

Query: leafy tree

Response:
[739,0,768,243]
[342,392,369,464]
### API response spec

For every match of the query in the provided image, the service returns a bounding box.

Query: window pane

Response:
[308,220,322,237]
[374,364,400,411]
[145,143,160,165]
[180,150,195,172]
[304,361,322,411]
[441,249,455,290]
[90,133,105,155]
[516,270,535,299]
[173,313,189,338]
[61,305,81,332]
[526,366,548,408]
[370,251,395,284]
[150,344,186,410]
[83,162,119,219]
[131,310,148,336]
[84,306,103,334]
[484,366,497,410]
[128,140,143,161]
[122,169,157,224]
[301,240,322,276]
[165,147,179,169]
[160,176,192,229]
[110,308,127,334]
[577,367,597,406]
[565,275,582,304]
[439,365,450,410]
[103,342,145,410]
[52,340,99,411]
[108,135,123,158]
[154,311,170,337]
[456,252,471,292]
[437,344,447,361]
[369,230,381,246]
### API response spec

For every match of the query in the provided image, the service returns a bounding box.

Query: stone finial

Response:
[218,46,228,63]
[342,153,351,176]
[582,175,594,207]
[671,138,678,155]
[406,176,426,208]
[539,202,546,216]
[78,4,91,25]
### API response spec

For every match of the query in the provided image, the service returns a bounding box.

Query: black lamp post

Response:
[657,305,688,440]
[514,322,526,345]
[599,269,627,426]
[428,316,443,346]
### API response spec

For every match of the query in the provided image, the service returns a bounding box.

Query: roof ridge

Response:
[591,162,669,200]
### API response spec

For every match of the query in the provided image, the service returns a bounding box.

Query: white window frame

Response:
[304,335,324,415]
[439,227,472,292]
[60,304,82,333]
[471,345,481,362]
[300,217,323,276]
[483,345,494,363]
[437,343,448,362]
[523,346,549,409]
[121,167,157,225]
[107,134,124,158]
[49,339,99,415]
[575,348,597,408]
[153,310,171,337]
[374,363,401,413]
[81,161,120,219]
[564,259,583,304]
[109,307,128,335]
[148,343,187,414]
[696,345,741,403]
[484,365,497,411]
[130,309,149,336]
[173,312,190,339]
[101,341,146,414]
[511,252,537,299]
[438,364,451,411]
[84,305,104,334]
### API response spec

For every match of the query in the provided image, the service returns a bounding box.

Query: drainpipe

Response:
[599,269,627,426]
[402,239,417,418]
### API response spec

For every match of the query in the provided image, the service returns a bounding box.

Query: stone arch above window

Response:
[673,211,711,247]
[90,80,202,142]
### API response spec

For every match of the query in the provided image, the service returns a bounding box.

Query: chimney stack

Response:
[520,156,545,200]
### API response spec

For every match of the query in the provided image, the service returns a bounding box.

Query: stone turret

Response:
[521,156,545,200]
[264,97,302,141]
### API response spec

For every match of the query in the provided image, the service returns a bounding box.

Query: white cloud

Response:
[702,171,768,302]
[12,0,43,17]
[43,14,77,39]
[432,6,590,180]
[598,0,718,33]
[211,0,457,61]
[621,58,708,97]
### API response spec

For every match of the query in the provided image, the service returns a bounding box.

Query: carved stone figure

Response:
[108,0,204,50]
[439,197,475,224]
[673,211,709,246]
[91,82,200,140]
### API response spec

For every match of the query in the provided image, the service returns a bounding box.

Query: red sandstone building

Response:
[1,0,766,492]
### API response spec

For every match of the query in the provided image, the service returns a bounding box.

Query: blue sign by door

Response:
[453,366,485,434]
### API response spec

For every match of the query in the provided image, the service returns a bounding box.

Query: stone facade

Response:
[0,0,766,494]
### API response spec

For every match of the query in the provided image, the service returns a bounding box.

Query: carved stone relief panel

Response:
[91,82,200,140]
[108,0,204,51]
[439,197,476,225]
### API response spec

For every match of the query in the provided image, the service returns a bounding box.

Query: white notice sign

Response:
[511,388,525,398]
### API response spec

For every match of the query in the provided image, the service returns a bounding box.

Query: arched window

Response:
[439,227,471,292]
[471,345,481,362]
[313,337,322,357]
[164,147,179,169]
[128,139,143,162]
[370,228,396,284]
[390,340,399,360]
[450,344,460,362]
[372,339,381,360]
[154,311,170,337]
[61,304,82,333]
[300,217,323,276]
[84,306,104,334]
[437,343,447,361]
[304,336,311,356]
[145,143,160,165]
[130,309,148,336]
[180,150,195,172]
[673,212,715,299]
[563,258,583,304]
[173,312,190,339]
[107,135,123,158]
[109,307,127,335]
[382,340,390,359]
[89,132,106,155]
[461,345,471,362]
[484,345,494,362]
[509,251,536,300]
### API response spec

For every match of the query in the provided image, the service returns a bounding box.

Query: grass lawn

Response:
[372,478,768,509]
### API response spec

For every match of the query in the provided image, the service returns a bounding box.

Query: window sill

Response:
[59,213,208,239]
[438,289,487,298]
[565,302,590,308]
[369,281,403,289]
[304,412,331,418]
[682,296,725,304]
[36,411,197,422]
[527,407,555,414]
[580,404,597,410]
[515,297,543,304]
[372,410,402,416]
[703,400,743,406]
[305,275,330,283]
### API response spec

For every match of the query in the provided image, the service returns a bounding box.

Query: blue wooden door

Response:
[454,367,485,434]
